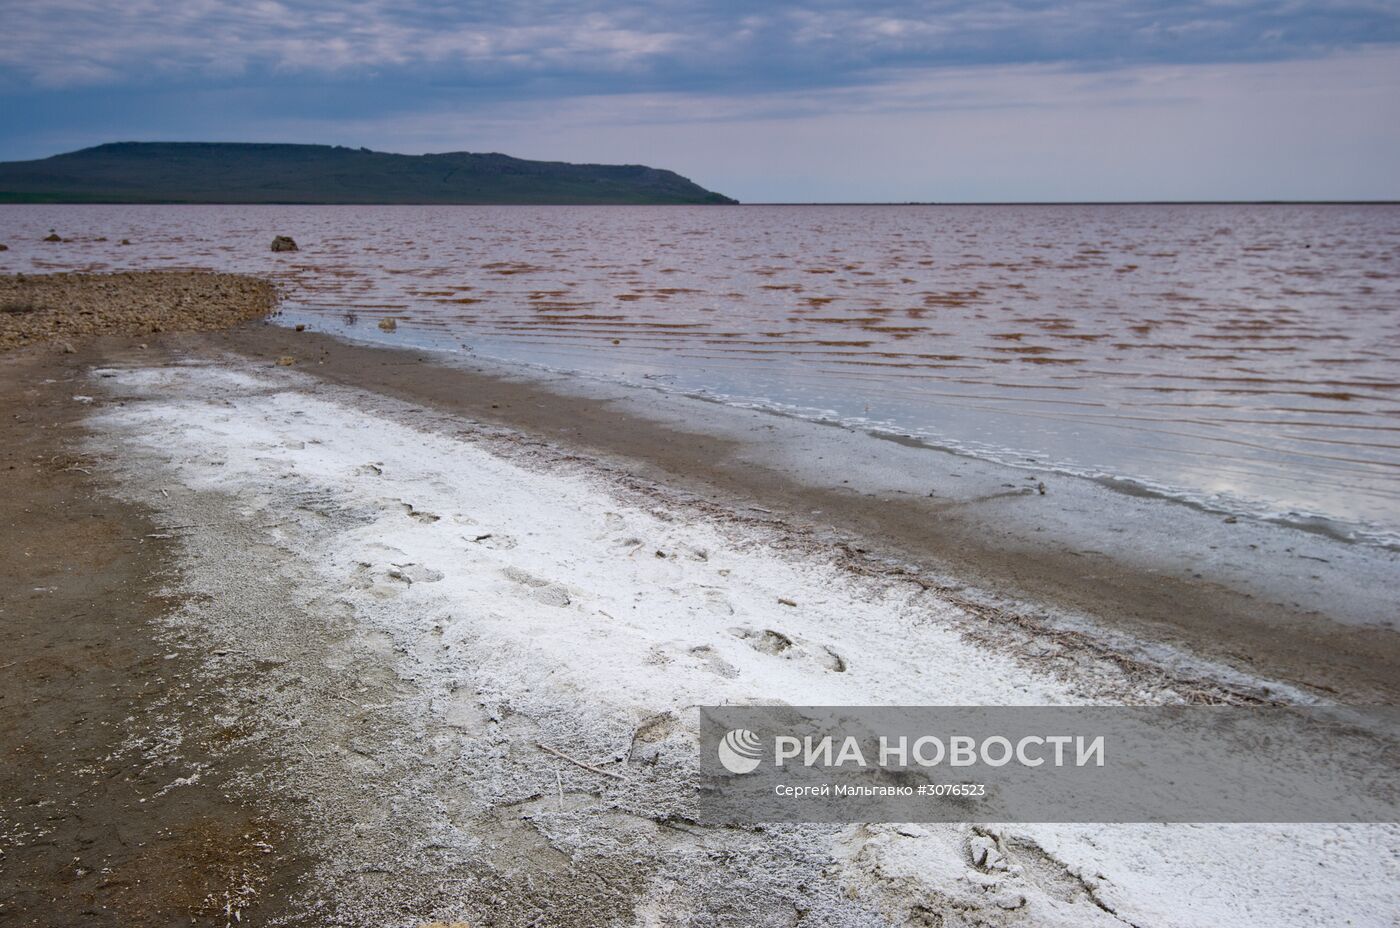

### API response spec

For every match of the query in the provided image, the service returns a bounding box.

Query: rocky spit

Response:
[0,270,278,350]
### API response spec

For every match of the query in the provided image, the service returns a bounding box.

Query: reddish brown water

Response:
[4,202,1398,544]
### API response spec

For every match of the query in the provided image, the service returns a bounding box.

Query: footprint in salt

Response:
[702,589,735,616]
[689,644,739,679]
[730,626,848,673]
[388,563,445,585]
[732,626,795,656]
[467,532,517,550]
[397,501,441,523]
[434,689,492,731]
[501,565,572,607]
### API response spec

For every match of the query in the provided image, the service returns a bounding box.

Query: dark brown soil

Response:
[0,341,310,926]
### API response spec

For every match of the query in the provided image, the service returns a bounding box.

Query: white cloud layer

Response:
[2,1,1398,198]
[253,51,1400,201]
[3,0,1398,88]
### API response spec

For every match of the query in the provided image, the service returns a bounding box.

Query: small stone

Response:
[0,243,8,251]
[59,342,77,354]
[119,239,131,246]
[276,355,296,366]
[378,317,397,332]
[43,233,62,242]
[270,235,298,252]
[294,323,306,332]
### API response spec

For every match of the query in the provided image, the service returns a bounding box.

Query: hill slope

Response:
[0,142,737,205]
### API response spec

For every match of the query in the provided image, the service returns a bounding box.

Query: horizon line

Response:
[5,199,1398,206]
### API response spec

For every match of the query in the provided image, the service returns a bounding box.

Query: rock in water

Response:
[43,232,62,242]
[0,244,8,251]
[270,235,298,252]
[378,317,397,332]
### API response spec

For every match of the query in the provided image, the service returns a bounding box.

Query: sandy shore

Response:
[2,276,1397,926]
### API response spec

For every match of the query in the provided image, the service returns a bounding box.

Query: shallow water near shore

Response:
[4,202,1399,547]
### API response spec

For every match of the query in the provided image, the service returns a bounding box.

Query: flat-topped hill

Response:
[0,142,737,205]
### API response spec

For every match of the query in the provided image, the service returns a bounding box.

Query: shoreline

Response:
[220,320,1400,704]
[283,308,1400,555]
[2,273,1397,924]
[7,202,1397,552]
[64,337,1399,924]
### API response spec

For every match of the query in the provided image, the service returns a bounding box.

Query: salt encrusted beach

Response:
[2,272,1398,926]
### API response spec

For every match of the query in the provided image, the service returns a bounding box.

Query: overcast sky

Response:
[2,1,1398,202]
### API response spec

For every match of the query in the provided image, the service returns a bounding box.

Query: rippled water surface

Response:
[5,203,1399,545]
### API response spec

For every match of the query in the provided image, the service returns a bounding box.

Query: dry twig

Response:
[536,742,629,781]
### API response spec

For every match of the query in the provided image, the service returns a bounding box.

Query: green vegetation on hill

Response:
[0,142,737,205]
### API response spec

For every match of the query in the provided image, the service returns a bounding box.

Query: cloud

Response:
[0,2,686,87]
[1,0,1398,90]
[1,2,1396,199]
[217,49,1390,200]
